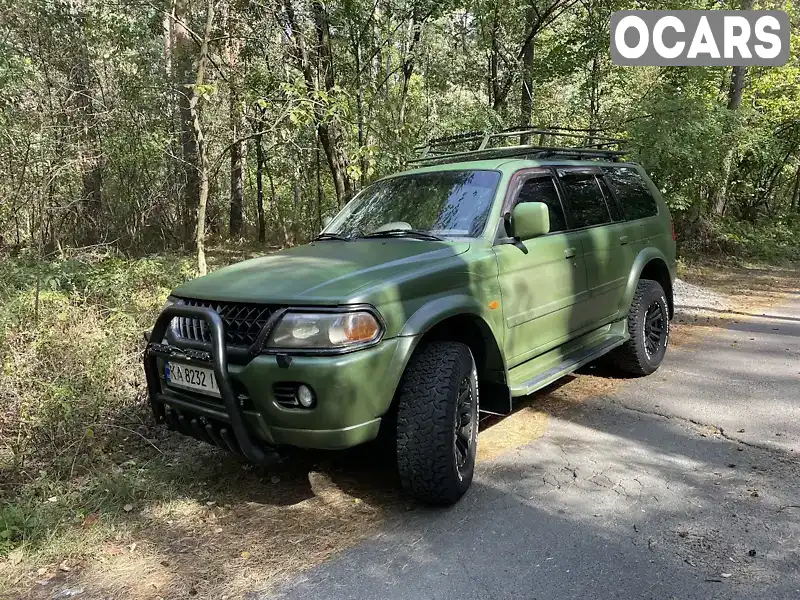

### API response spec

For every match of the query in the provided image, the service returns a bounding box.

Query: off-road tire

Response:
[609,278,669,376]
[395,342,478,505]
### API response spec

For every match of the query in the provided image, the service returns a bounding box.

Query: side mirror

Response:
[510,202,550,240]
[321,215,333,229]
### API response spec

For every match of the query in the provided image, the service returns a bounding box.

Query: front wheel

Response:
[395,342,479,505]
[609,279,670,376]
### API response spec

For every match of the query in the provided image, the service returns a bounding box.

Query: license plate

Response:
[165,362,220,397]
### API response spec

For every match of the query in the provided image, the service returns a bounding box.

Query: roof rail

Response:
[410,126,628,166]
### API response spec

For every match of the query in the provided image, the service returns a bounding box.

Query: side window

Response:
[515,176,567,233]
[603,167,658,220]
[557,171,611,228]
[596,176,623,222]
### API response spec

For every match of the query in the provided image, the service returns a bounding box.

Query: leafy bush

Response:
[677,216,800,263]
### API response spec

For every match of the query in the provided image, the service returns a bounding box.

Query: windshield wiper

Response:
[312,232,352,242]
[361,229,445,241]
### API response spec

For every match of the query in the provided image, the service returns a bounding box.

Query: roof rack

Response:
[409,126,628,166]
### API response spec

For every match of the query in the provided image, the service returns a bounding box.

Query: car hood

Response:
[173,239,471,304]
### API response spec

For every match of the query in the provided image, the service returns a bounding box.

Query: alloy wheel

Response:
[643,300,666,358]
[454,375,476,476]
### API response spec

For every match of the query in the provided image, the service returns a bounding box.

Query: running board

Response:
[509,335,626,397]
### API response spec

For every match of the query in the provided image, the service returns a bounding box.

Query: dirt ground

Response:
[2,260,798,600]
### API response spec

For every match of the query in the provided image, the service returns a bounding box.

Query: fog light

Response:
[297,385,315,408]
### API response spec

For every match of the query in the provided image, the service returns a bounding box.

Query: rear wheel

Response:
[395,342,478,505]
[609,279,669,376]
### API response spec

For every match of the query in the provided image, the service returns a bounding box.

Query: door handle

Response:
[619,236,629,245]
[564,247,577,259]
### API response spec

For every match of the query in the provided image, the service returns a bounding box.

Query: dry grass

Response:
[3,257,799,600]
[2,442,400,600]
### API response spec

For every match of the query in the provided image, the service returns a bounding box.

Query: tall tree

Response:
[173,0,201,244]
[69,1,103,244]
[280,0,353,206]
[226,4,245,237]
[713,0,755,215]
[191,0,216,275]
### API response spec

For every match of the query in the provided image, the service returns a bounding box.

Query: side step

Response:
[509,334,626,397]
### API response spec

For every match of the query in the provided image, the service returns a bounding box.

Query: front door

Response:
[494,171,591,368]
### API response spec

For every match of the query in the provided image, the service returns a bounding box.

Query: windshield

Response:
[324,170,501,239]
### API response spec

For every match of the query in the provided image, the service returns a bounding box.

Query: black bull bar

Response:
[143,304,268,463]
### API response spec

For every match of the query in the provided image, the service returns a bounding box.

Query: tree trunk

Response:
[311,0,352,206]
[399,10,423,131]
[489,7,506,114]
[726,0,753,111]
[714,150,734,216]
[228,102,245,237]
[254,131,266,243]
[282,0,352,207]
[714,0,753,216]
[174,0,200,244]
[791,164,800,212]
[71,5,102,245]
[519,5,535,141]
[353,34,366,188]
[191,0,215,275]
[588,52,601,142]
[292,165,301,244]
[727,67,746,111]
[265,158,287,245]
[316,133,323,231]
[164,0,181,236]
[226,6,244,237]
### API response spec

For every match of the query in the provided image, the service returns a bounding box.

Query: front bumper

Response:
[144,305,415,457]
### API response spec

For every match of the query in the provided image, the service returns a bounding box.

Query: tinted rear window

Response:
[557,171,611,228]
[603,167,658,220]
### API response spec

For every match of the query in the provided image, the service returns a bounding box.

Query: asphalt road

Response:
[272,297,800,600]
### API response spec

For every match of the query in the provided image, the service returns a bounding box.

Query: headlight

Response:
[267,311,382,350]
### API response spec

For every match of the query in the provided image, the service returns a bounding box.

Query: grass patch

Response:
[0,253,194,555]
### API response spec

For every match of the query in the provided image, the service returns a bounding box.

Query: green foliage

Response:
[679,216,800,264]
[0,256,186,550]
[1,0,799,253]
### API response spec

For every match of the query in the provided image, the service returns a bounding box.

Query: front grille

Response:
[172,299,275,347]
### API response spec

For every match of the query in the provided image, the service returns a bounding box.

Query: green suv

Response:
[144,128,676,505]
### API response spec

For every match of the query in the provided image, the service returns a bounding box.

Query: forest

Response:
[0,0,799,585]
[1,0,799,267]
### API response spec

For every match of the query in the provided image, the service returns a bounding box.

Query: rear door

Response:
[556,167,636,324]
[494,170,592,366]
[602,165,663,252]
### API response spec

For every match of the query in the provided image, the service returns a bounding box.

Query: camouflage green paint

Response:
[167,157,676,449]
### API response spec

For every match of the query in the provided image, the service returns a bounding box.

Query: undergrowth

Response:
[677,215,800,264]
[0,253,198,556]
